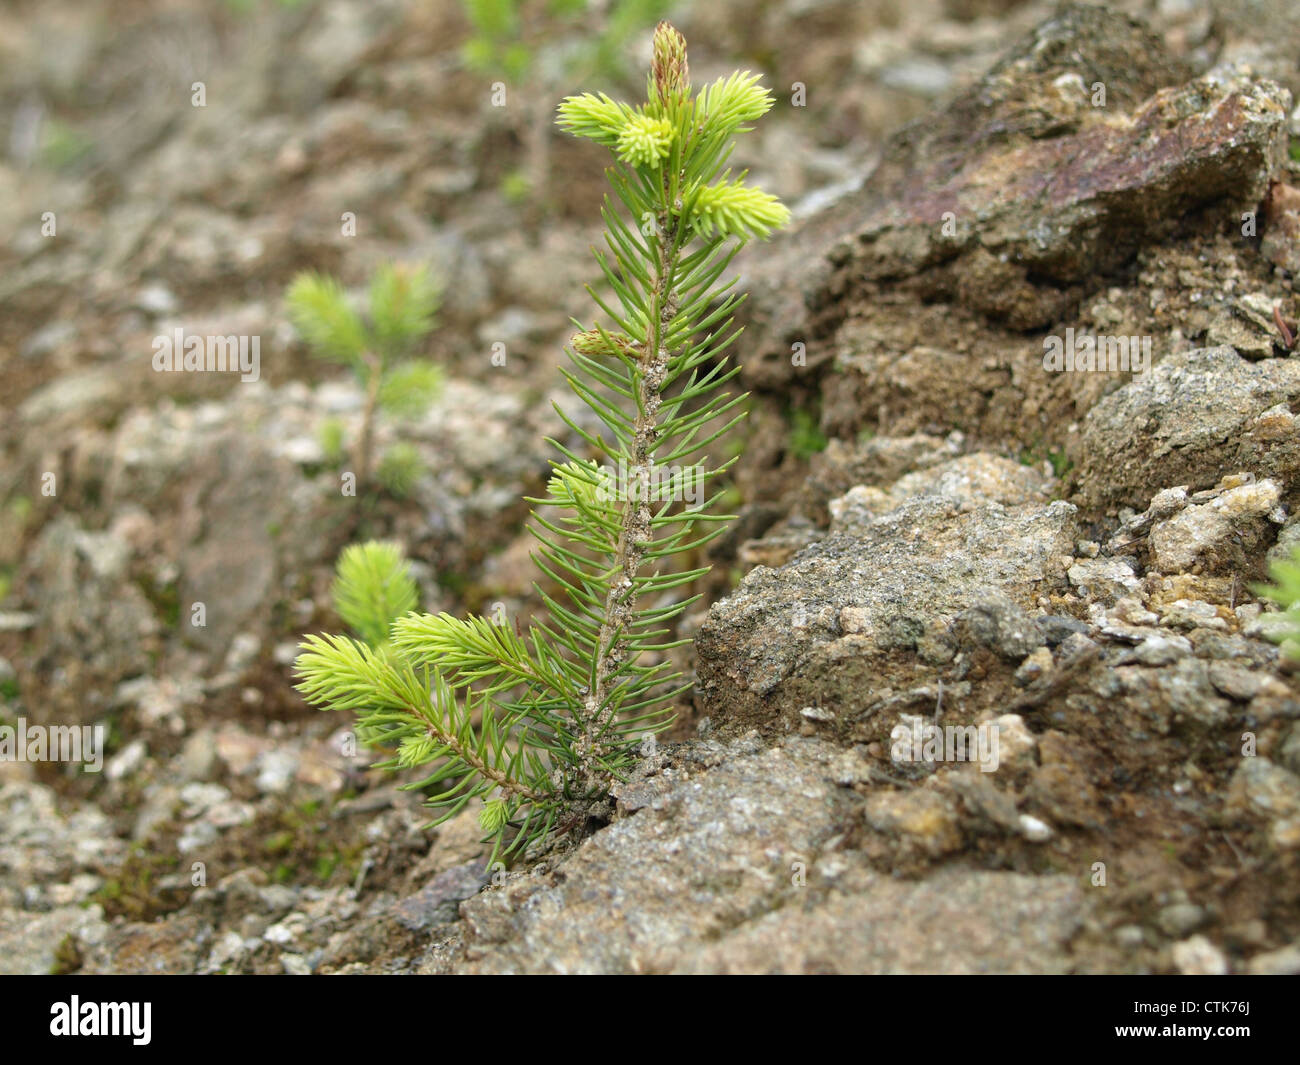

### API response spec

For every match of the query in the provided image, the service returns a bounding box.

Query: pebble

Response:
[105,739,148,781]
[1246,943,1300,975]
[1171,935,1229,975]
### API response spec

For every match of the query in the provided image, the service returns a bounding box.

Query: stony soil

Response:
[2,0,1300,974]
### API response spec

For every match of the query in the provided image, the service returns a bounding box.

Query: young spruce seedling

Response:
[295,22,789,859]
[287,263,442,496]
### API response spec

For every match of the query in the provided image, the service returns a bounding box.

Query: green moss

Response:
[91,846,181,921]
[1047,447,1072,479]
[134,573,181,628]
[263,830,295,855]
[261,800,363,886]
[50,934,83,975]
[1017,440,1071,480]
[788,407,828,460]
[313,852,341,881]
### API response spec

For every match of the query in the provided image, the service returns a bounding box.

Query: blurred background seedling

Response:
[287,263,443,497]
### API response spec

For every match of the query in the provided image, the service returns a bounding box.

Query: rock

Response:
[957,594,1049,661]
[19,321,77,361]
[82,915,214,975]
[1079,348,1300,511]
[1149,477,1283,574]
[18,518,159,723]
[1158,599,1230,632]
[178,821,219,854]
[134,283,178,316]
[180,782,230,819]
[1246,943,1300,975]
[255,750,299,795]
[1118,658,1231,730]
[988,714,1038,771]
[1115,925,1146,949]
[0,781,124,883]
[176,729,219,782]
[1266,516,1300,569]
[740,4,1287,391]
[1208,661,1267,701]
[1157,901,1206,937]
[1171,935,1230,975]
[797,433,966,519]
[671,867,1082,974]
[1068,557,1140,604]
[17,368,126,427]
[391,861,490,932]
[1281,724,1300,776]
[1133,634,1193,666]
[1027,732,1103,828]
[1226,758,1300,848]
[865,787,964,857]
[1017,814,1054,843]
[0,904,109,975]
[1039,615,1091,646]
[697,454,1076,731]
[1014,646,1053,688]
[105,739,148,782]
[422,736,1087,974]
[263,913,309,945]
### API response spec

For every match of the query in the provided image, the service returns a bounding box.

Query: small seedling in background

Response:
[317,417,346,468]
[297,23,790,860]
[1252,547,1300,659]
[461,0,670,87]
[462,0,672,223]
[287,263,442,494]
[329,541,419,651]
[323,541,433,764]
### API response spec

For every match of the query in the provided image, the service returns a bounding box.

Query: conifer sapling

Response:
[287,263,442,495]
[295,22,790,859]
[1252,545,1300,659]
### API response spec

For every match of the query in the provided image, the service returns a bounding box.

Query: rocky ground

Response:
[3,0,1300,974]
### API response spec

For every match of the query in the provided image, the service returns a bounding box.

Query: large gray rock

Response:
[424,736,1090,974]
[696,453,1077,732]
[1078,347,1300,511]
[20,518,160,723]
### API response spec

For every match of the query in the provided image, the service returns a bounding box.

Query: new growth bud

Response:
[651,21,690,109]
[616,114,675,168]
[571,329,638,358]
